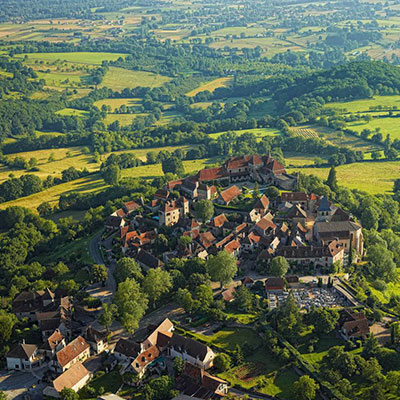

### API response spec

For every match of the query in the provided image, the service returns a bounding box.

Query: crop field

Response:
[346,117,400,141]
[288,161,400,194]
[326,95,400,113]
[186,77,233,97]
[303,125,381,153]
[16,52,128,65]
[289,126,320,139]
[100,67,171,90]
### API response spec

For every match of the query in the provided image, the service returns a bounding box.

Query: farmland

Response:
[288,161,400,194]
[16,52,128,65]
[209,128,281,140]
[186,77,233,97]
[100,67,171,90]
[346,117,400,141]
[326,95,400,113]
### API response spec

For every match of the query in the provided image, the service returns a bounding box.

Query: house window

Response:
[142,356,146,362]
[136,362,139,368]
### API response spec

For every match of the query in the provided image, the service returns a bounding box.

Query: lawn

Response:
[219,345,298,398]
[287,160,400,194]
[346,117,400,141]
[191,327,263,351]
[326,95,400,113]
[17,52,128,65]
[79,370,123,399]
[100,67,171,90]
[186,77,233,97]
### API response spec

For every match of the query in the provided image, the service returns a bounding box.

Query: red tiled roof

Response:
[219,185,242,204]
[212,214,228,228]
[124,200,141,211]
[224,240,241,254]
[198,232,216,249]
[56,336,89,368]
[281,192,308,202]
[256,216,276,231]
[197,167,228,181]
[221,287,236,302]
[132,345,160,372]
[53,362,89,392]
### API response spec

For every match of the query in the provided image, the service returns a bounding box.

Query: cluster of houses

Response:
[106,154,363,272]
[6,286,227,399]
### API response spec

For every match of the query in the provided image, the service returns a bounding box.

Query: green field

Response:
[346,117,400,141]
[327,95,400,113]
[0,147,99,184]
[0,174,108,210]
[94,98,142,111]
[100,67,171,90]
[288,160,400,194]
[17,52,128,65]
[209,127,281,140]
[291,125,380,153]
[56,108,89,117]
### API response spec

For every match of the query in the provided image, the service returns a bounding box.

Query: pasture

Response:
[0,174,108,211]
[326,95,400,113]
[186,77,233,97]
[346,117,400,141]
[100,67,171,90]
[93,98,142,111]
[17,52,127,65]
[209,127,281,140]
[288,161,400,194]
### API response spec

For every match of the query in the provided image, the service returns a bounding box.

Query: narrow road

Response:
[88,231,117,303]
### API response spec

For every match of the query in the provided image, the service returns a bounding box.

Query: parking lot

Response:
[268,287,347,310]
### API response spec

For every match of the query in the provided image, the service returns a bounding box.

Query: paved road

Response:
[88,231,117,303]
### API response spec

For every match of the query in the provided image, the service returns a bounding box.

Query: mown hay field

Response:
[100,67,171,90]
[186,77,233,97]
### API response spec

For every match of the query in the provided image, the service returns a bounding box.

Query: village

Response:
[1,154,385,400]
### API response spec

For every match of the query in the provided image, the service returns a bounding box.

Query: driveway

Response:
[0,370,45,400]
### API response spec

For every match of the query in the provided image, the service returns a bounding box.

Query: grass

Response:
[79,370,123,399]
[218,345,298,398]
[297,124,380,153]
[186,77,233,97]
[209,128,281,140]
[36,232,94,266]
[287,160,400,194]
[0,147,99,184]
[0,174,108,211]
[121,158,217,179]
[94,98,142,111]
[17,52,128,65]
[326,95,400,113]
[191,327,263,351]
[103,113,141,126]
[56,108,89,117]
[346,117,400,141]
[100,67,171,90]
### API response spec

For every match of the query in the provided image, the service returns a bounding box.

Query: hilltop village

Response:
[0,154,373,399]
[108,154,363,271]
